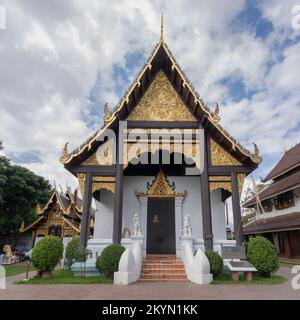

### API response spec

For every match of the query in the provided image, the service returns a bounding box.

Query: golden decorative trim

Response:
[92,182,115,193]
[210,139,242,166]
[19,216,44,233]
[136,169,186,198]
[147,169,175,195]
[127,70,196,121]
[209,175,231,182]
[93,177,115,182]
[237,173,246,195]
[62,216,80,233]
[78,174,116,195]
[209,174,245,195]
[210,182,231,193]
[125,128,200,134]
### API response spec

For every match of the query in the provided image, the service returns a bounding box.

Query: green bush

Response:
[246,236,279,278]
[205,250,223,277]
[31,236,63,273]
[96,244,125,278]
[65,237,80,268]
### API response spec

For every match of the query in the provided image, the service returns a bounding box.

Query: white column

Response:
[175,197,184,257]
[138,196,148,256]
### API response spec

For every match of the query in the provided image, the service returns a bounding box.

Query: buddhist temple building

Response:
[19,188,94,247]
[244,143,300,261]
[59,21,261,263]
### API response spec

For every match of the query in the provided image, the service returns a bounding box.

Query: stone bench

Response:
[221,246,257,281]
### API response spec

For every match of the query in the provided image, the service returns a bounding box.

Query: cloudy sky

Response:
[0,0,300,192]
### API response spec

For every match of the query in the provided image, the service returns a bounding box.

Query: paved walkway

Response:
[0,267,299,300]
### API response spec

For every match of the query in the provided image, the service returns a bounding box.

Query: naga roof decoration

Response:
[59,33,262,167]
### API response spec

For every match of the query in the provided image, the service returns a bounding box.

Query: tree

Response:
[0,142,52,243]
[241,211,256,226]
[0,141,10,222]
[241,180,269,226]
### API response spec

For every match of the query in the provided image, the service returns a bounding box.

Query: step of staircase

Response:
[139,255,188,282]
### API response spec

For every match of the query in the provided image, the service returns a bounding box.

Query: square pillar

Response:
[80,172,92,248]
[113,126,124,244]
[200,131,213,251]
[113,163,123,244]
[175,196,184,257]
[231,172,243,246]
[137,196,148,256]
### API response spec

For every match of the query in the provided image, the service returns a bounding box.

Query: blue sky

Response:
[0,0,299,191]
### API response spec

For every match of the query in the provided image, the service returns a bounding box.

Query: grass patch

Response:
[15,270,113,285]
[4,263,35,277]
[212,273,287,285]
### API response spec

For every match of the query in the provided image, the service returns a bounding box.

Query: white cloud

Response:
[0,0,299,190]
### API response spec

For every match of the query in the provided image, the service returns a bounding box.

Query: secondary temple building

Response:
[244,143,300,260]
[19,189,94,247]
[59,27,261,261]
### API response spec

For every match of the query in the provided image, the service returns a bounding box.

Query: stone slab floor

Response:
[0,267,299,300]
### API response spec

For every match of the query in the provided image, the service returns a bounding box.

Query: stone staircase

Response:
[139,254,188,282]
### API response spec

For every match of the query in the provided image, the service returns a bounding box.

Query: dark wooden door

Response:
[147,198,175,254]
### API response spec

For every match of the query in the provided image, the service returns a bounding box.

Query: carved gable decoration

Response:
[147,170,175,196]
[210,139,242,166]
[136,170,186,198]
[127,70,196,121]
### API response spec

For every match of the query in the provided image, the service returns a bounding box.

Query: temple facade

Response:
[60,29,261,262]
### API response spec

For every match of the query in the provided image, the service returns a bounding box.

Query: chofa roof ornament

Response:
[209,102,221,124]
[252,143,261,163]
[103,102,113,125]
[59,142,69,163]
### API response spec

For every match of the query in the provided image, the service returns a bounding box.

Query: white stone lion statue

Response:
[133,213,143,237]
[182,214,192,237]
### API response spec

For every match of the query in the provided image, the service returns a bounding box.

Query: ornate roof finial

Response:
[214,102,220,115]
[62,142,69,158]
[209,102,221,124]
[103,102,112,125]
[253,142,260,157]
[104,102,109,115]
[252,142,261,162]
[160,13,164,43]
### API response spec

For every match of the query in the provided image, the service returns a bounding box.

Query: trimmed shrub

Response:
[246,236,279,278]
[96,244,125,278]
[205,250,223,277]
[65,237,80,268]
[31,236,63,275]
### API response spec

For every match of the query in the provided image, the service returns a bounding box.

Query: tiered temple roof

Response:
[59,37,262,169]
[19,189,94,235]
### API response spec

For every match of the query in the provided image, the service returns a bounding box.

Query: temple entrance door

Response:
[147,198,175,254]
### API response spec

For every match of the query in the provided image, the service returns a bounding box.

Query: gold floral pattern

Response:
[127,70,196,121]
[210,139,242,166]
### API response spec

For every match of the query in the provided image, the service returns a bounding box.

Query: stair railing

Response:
[181,241,213,284]
[114,241,143,285]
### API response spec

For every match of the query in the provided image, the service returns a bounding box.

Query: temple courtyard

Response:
[0,267,299,300]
